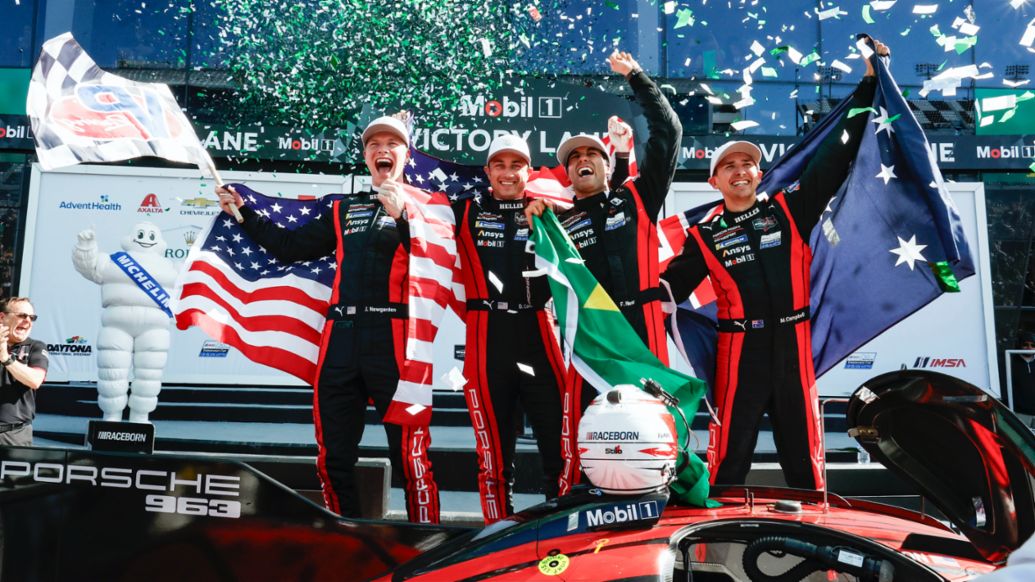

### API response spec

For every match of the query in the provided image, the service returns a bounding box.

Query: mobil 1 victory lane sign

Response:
[407,77,638,167]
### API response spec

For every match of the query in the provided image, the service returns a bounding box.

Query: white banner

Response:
[22,164,351,385]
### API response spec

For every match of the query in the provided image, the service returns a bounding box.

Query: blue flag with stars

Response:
[669,50,974,387]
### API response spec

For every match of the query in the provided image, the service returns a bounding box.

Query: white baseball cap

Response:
[556,134,609,166]
[709,140,762,176]
[486,134,531,165]
[361,116,410,146]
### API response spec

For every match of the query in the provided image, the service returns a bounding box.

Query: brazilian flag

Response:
[531,211,715,507]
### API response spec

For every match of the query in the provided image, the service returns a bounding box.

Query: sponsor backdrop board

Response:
[664,182,999,397]
[21,165,350,384]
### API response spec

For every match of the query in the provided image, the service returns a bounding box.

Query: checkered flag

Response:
[26,32,214,175]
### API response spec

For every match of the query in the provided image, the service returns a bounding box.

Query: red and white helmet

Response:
[578,385,679,495]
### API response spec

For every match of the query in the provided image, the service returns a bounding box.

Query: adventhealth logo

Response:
[59,194,122,212]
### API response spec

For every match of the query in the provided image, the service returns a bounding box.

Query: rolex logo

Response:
[184,230,198,246]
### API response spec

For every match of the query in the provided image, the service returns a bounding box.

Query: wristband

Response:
[0,356,14,367]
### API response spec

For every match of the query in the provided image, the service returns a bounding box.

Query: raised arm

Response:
[786,37,888,234]
[610,51,682,222]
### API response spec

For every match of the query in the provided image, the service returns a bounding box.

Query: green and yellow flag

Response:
[531,211,715,507]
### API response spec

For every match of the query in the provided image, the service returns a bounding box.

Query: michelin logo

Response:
[585,501,660,528]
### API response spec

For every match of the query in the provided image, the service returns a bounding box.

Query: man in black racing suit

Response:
[527,49,682,495]
[453,134,567,523]
[216,115,440,523]
[661,38,888,490]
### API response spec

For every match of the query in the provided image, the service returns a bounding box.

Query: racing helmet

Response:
[578,385,679,495]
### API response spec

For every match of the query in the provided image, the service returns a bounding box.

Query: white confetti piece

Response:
[406,403,427,415]
[441,366,468,391]
[1011,0,1026,9]
[869,0,896,10]
[787,46,804,64]
[831,60,852,73]
[817,6,847,20]
[952,18,980,36]
[477,38,493,57]
[1004,79,1031,88]
[912,4,938,15]
[731,120,760,131]
[517,362,535,375]
[981,94,1017,112]
[487,270,504,293]
[841,129,850,144]
[733,97,756,109]
[706,95,725,105]
[750,40,765,56]
[1021,19,1035,48]
[663,1,676,15]
[979,115,995,127]
[564,257,585,264]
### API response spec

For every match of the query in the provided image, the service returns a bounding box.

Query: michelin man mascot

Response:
[72,222,177,423]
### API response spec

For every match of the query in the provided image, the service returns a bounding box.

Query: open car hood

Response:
[846,370,1035,563]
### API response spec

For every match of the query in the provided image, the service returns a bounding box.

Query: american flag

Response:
[26,32,213,175]
[173,183,457,426]
[174,185,340,382]
[661,48,974,391]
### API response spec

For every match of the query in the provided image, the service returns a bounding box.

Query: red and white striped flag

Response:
[173,183,457,426]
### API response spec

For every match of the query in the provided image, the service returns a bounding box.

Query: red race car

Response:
[1,370,1031,581]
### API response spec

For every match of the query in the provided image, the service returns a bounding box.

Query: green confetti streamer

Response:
[675,8,694,29]
[799,51,820,66]
[954,36,977,54]
[848,107,876,118]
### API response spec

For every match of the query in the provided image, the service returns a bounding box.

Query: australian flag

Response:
[666,48,975,390]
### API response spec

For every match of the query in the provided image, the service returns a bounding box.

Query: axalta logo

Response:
[976,144,1035,159]
[138,193,166,214]
[47,336,93,356]
[913,356,967,368]
[278,135,335,152]
[585,501,660,528]
[459,95,563,119]
[0,124,28,139]
[58,194,122,212]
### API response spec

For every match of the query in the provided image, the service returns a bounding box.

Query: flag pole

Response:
[201,153,243,224]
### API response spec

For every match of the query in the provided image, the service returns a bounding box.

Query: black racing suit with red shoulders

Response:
[552,69,682,494]
[453,194,566,524]
[238,190,440,523]
[661,76,877,490]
